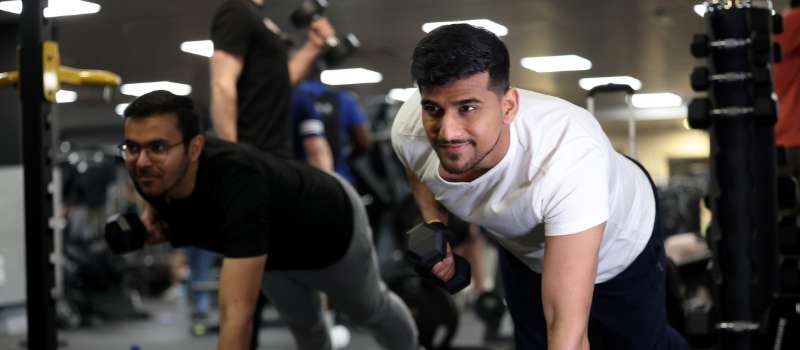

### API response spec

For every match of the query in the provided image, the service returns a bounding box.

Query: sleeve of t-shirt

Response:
[211,2,252,57]
[542,141,610,236]
[340,92,367,129]
[293,93,325,138]
[220,171,271,258]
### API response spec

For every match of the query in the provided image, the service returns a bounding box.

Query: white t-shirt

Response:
[391,89,655,283]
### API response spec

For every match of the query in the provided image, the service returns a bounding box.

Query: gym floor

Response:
[0,294,512,350]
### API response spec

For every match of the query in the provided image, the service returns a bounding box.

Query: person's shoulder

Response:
[212,0,252,22]
[391,89,425,138]
[204,138,265,176]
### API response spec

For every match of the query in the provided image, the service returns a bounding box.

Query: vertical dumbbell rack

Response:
[687,1,782,349]
[19,0,58,349]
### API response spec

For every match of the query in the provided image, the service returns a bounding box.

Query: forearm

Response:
[288,41,323,86]
[545,319,589,350]
[405,168,448,223]
[210,84,238,142]
[217,314,252,350]
[307,149,333,172]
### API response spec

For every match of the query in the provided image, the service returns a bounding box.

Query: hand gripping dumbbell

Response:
[289,0,360,67]
[105,213,146,254]
[405,221,471,294]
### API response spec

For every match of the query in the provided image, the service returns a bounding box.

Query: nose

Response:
[134,151,153,170]
[438,111,464,142]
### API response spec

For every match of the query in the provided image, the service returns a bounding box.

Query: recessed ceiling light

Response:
[520,55,592,73]
[120,81,192,97]
[321,68,383,86]
[578,76,642,91]
[693,4,706,17]
[180,40,214,58]
[388,88,417,102]
[631,93,683,108]
[422,19,508,37]
[115,103,129,116]
[0,0,101,18]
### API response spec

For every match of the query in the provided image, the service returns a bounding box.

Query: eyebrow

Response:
[420,98,482,107]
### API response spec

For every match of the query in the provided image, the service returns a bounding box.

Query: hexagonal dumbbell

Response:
[688,98,712,130]
[691,34,711,58]
[104,213,146,254]
[405,221,471,295]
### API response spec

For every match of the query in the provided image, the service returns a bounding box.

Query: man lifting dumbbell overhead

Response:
[113,90,417,350]
[391,24,689,350]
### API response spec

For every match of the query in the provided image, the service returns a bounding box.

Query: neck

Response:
[166,161,199,200]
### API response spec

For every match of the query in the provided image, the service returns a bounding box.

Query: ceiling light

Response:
[631,93,683,108]
[115,103,129,116]
[388,88,417,102]
[579,76,642,91]
[422,19,508,37]
[520,55,592,73]
[694,4,706,17]
[120,81,192,97]
[0,0,101,18]
[55,90,77,103]
[321,68,382,86]
[0,1,21,14]
[181,40,214,58]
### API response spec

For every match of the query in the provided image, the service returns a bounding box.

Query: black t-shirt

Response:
[144,139,354,270]
[211,0,293,158]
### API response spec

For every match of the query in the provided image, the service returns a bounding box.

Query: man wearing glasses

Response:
[118,90,417,350]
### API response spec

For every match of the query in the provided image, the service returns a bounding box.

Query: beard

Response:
[129,157,190,199]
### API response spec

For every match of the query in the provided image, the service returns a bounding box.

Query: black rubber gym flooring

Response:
[0,297,513,350]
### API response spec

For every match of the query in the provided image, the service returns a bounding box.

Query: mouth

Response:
[436,142,471,155]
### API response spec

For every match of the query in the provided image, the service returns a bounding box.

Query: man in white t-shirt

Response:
[391,24,688,350]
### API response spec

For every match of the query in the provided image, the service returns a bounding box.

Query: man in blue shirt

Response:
[292,80,371,182]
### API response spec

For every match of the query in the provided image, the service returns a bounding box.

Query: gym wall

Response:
[602,119,710,186]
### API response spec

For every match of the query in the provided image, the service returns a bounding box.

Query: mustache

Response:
[435,139,474,147]
[133,167,160,178]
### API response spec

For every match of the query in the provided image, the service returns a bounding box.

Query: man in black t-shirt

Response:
[210,0,334,158]
[120,91,417,350]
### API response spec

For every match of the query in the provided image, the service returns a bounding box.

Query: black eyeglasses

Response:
[117,140,184,161]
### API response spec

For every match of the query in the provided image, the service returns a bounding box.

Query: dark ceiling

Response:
[0,0,793,143]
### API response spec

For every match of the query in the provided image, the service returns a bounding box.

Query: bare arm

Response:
[303,136,334,172]
[542,222,605,350]
[348,124,372,158]
[210,50,244,142]
[217,255,267,350]
[288,18,334,85]
[141,202,168,245]
[405,167,448,223]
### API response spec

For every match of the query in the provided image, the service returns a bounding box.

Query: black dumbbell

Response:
[474,291,506,327]
[773,14,784,35]
[290,0,360,67]
[691,34,711,58]
[773,42,783,63]
[405,222,471,295]
[290,0,327,28]
[105,213,146,254]
[688,98,712,130]
[323,33,360,67]
[754,96,777,123]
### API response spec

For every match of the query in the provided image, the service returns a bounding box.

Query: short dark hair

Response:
[123,90,201,142]
[411,24,510,94]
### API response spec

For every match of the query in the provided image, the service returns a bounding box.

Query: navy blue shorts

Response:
[498,158,688,349]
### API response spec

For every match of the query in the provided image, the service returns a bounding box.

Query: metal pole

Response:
[20,0,58,348]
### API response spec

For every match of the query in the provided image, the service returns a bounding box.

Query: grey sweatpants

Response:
[261,176,418,350]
